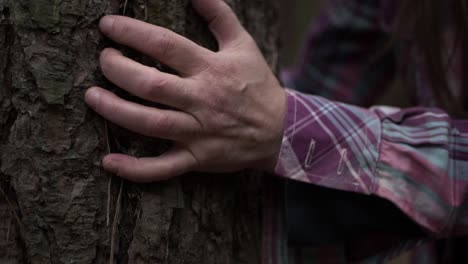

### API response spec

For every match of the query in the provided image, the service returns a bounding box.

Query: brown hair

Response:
[394,0,468,117]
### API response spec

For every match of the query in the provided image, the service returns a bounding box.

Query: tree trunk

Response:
[0,0,279,263]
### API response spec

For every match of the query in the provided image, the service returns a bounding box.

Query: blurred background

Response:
[279,0,323,68]
[279,0,410,108]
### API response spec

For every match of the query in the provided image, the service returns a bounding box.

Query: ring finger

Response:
[85,87,200,141]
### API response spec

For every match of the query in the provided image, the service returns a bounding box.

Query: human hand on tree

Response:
[85,0,286,182]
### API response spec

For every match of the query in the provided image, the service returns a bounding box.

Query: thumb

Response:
[192,0,246,49]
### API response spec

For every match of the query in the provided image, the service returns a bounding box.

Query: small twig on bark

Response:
[108,3,130,262]
[0,185,20,225]
[6,212,11,242]
[123,0,129,16]
[106,177,112,227]
[5,212,12,260]
[104,120,112,227]
[163,219,172,264]
[144,0,148,21]
[109,179,123,264]
[103,120,122,263]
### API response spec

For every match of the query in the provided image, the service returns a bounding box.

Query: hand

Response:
[85,0,286,182]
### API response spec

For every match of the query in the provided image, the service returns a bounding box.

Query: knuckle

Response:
[140,74,169,98]
[145,113,174,136]
[143,115,158,136]
[248,128,264,145]
[149,74,171,90]
[104,98,119,117]
[142,30,155,50]
[211,60,240,80]
[208,92,229,113]
[158,114,175,132]
[212,61,233,74]
[96,92,119,117]
[130,158,146,179]
[158,30,176,58]
[142,28,176,60]
[190,88,205,105]
[92,92,105,113]
[111,19,126,36]
[99,49,113,72]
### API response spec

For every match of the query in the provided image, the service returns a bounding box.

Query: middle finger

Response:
[100,48,196,111]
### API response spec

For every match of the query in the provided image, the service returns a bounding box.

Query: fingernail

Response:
[85,88,100,108]
[103,156,118,173]
[99,16,115,35]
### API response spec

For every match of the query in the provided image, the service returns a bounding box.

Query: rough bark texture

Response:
[0,0,279,263]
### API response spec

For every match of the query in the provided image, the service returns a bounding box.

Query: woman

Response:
[85,0,468,263]
[270,1,468,263]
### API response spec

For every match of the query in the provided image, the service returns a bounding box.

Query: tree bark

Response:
[0,0,279,263]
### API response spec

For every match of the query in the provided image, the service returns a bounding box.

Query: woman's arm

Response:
[276,89,468,237]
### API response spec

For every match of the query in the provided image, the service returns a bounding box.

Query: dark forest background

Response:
[280,1,323,68]
[280,0,410,108]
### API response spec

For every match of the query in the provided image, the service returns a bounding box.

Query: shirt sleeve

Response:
[282,0,396,106]
[275,89,468,237]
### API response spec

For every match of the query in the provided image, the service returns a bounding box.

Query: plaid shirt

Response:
[264,0,468,263]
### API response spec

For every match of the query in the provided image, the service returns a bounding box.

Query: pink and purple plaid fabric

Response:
[263,0,468,263]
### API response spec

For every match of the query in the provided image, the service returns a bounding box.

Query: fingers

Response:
[85,87,199,140]
[100,48,195,110]
[99,16,211,75]
[102,148,198,182]
[192,0,246,49]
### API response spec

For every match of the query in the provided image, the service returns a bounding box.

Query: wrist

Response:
[255,87,287,173]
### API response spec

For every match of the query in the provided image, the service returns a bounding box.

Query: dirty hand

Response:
[85,0,286,182]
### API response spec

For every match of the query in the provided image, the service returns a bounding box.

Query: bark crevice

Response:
[0,3,24,261]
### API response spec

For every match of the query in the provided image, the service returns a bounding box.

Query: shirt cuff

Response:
[274,89,381,194]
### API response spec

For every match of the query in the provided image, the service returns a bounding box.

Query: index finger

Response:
[99,15,212,76]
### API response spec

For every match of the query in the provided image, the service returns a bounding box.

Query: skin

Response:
[85,0,286,182]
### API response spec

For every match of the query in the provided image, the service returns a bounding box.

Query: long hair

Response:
[394,0,468,117]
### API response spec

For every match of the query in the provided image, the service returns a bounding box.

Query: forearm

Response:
[275,89,468,236]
